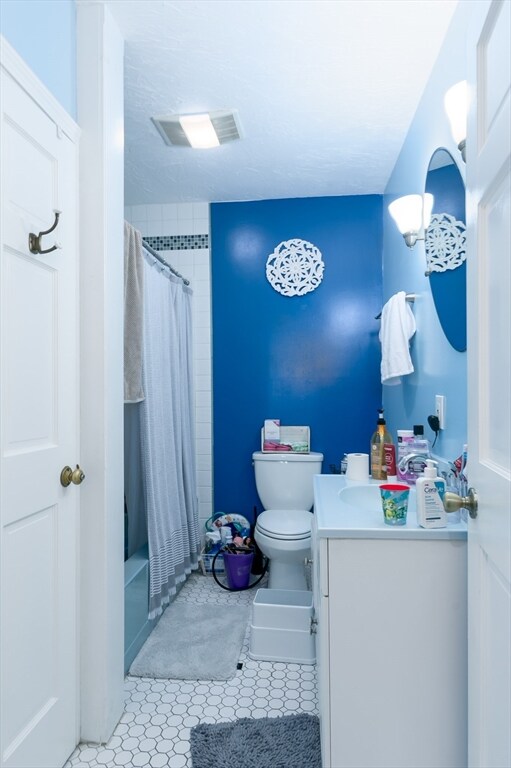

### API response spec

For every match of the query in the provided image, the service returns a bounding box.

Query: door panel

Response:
[3,252,57,451]
[479,174,510,473]
[1,47,79,768]
[479,555,511,767]
[3,117,57,229]
[480,0,510,140]
[3,507,59,750]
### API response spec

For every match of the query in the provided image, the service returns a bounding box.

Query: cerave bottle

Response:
[416,459,446,528]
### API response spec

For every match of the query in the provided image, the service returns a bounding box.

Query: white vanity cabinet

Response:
[312,475,468,768]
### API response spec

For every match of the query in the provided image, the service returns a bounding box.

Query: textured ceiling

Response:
[102,0,459,204]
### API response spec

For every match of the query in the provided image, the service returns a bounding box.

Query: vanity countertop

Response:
[313,474,467,541]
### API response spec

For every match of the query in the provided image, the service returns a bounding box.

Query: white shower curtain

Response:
[140,249,200,618]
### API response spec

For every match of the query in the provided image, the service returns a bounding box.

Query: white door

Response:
[0,42,80,768]
[466,2,511,766]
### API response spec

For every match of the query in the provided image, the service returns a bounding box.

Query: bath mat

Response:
[129,602,249,680]
[190,713,321,768]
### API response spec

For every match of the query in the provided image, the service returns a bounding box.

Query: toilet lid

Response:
[255,509,313,540]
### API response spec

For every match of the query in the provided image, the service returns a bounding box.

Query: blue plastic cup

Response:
[379,483,410,525]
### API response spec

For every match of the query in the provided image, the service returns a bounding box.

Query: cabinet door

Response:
[327,538,467,768]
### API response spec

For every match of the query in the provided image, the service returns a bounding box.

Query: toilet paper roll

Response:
[346,453,369,481]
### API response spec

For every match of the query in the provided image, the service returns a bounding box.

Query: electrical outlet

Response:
[435,395,446,429]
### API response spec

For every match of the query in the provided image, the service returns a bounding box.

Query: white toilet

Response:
[253,451,323,591]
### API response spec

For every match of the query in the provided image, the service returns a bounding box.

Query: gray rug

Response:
[190,714,321,768]
[129,602,249,680]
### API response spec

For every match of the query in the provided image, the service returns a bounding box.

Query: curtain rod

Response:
[142,239,190,286]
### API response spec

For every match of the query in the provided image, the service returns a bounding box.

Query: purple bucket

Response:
[223,550,254,590]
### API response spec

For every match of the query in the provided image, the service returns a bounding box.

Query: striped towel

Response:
[124,221,145,402]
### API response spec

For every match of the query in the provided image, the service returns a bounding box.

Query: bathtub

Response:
[124,544,155,675]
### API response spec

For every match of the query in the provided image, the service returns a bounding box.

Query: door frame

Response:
[2,5,128,747]
[76,2,125,744]
[74,0,511,755]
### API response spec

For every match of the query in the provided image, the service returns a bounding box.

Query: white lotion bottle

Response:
[416,459,447,528]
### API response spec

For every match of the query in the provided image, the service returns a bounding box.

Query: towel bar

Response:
[375,293,416,320]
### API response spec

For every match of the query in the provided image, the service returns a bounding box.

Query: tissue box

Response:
[263,419,281,450]
[264,419,280,439]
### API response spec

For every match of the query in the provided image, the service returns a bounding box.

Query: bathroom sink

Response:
[338,483,415,513]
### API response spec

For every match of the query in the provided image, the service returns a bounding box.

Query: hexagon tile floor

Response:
[66,572,318,767]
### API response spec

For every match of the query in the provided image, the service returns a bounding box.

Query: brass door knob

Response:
[60,464,85,487]
[443,487,478,519]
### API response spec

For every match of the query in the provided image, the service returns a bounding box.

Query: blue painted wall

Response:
[211,195,383,520]
[382,2,468,463]
[0,0,76,117]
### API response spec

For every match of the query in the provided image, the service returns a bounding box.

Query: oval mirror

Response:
[425,148,466,352]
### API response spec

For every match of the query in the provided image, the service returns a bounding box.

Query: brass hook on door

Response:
[29,210,62,255]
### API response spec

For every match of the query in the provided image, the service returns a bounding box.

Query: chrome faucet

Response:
[397,453,428,473]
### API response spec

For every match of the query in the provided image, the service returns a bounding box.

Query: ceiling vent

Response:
[151,109,242,148]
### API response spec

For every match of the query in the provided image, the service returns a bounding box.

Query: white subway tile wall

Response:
[125,204,213,534]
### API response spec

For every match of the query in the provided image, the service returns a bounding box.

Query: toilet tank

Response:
[252,451,323,511]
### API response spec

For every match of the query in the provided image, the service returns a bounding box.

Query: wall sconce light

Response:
[444,81,468,163]
[388,193,434,248]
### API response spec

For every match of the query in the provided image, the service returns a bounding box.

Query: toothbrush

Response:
[460,444,468,481]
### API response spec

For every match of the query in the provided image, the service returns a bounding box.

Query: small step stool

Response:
[249,588,316,664]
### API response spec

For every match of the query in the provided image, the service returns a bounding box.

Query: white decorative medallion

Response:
[425,212,466,274]
[266,238,325,296]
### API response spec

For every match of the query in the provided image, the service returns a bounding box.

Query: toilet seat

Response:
[255,509,313,541]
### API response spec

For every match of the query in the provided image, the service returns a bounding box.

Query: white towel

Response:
[379,291,416,386]
[124,221,145,403]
